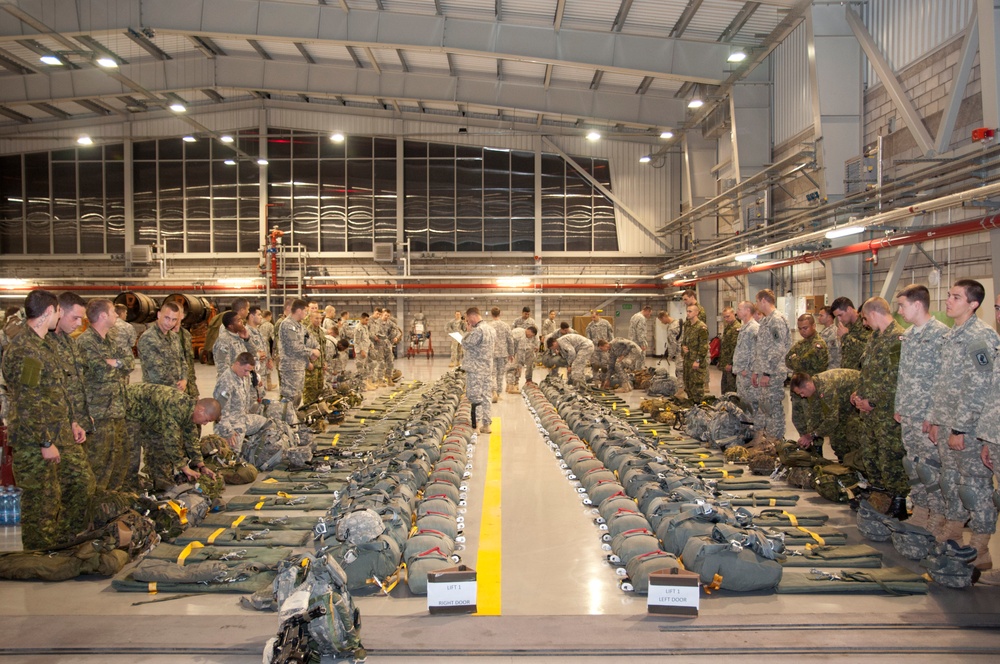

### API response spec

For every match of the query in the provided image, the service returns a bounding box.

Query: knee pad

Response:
[901,456,919,482]
[957,484,979,511]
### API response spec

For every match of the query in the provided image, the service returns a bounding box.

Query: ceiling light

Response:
[76,135,93,145]
[217,278,257,288]
[825,225,865,239]
[40,55,62,66]
[96,57,118,68]
[257,158,269,166]
[660,131,674,139]
[169,103,186,113]
[688,97,704,109]
[330,132,345,142]
[727,50,748,63]
[661,273,677,280]
[586,131,601,141]
[220,135,234,143]
[224,159,236,165]
[496,276,532,288]
[639,155,651,164]
[182,135,196,142]
[0,278,28,289]
[735,252,757,262]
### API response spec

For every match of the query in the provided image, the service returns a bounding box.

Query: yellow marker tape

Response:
[360,418,366,424]
[276,492,296,499]
[476,416,502,616]
[698,462,705,468]
[301,558,310,568]
[323,456,330,461]
[230,515,246,528]
[254,498,266,510]
[263,478,279,484]
[643,419,648,425]
[651,429,658,437]
[207,528,226,544]
[176,541,204,565]
[370,409,376,414]
[148,582,157,594]
[624,409,631,416]
[601,392,607,397]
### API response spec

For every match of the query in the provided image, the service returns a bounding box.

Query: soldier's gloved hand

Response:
[71,421,87,444]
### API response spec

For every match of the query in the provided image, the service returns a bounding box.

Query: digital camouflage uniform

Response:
[732,318,759,422]
[973,348,1000,537]
[587,318,614,377]
[1,331,95,551]
[856,320,906,495]
[606,338,644,390]
[382,318,402,383]
[820,324,841,369]
[802,369,862,461]
[213,367,267,448]
[247,324,268,400]
[368,317,387,382]
[137,325,185,388]
[277,318,313,406]
[540,318,557,341]
[895,318,949,514]
[323,335,345,387]
[179,326,199,400]
[125,383,204,492]
[110,317,136,358]
[302,322,326,405]
[505,327,537,388]
[839,318,872,370]
[488,317,514,395]
[213,327,253,379]
[462,321,496,429]
[928,316,1000,535]
[513,315,536,331]
[353,322,374,384]
[719,319,741,395]
[556,333,594,386]
[77,326,134,491]
[752,309,791,438]
[786,333,829,438]
[629,312,648,351]
[257,320,275,387]
[447,317,467,365]
[681,318,709,401]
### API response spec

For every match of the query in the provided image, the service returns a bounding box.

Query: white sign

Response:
[647,582,700,611]
[428,579,477,610]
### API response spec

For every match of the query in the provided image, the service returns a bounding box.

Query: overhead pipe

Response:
[1,282,664,294]
[670,214,1000,287]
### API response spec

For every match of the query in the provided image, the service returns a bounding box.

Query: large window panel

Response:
[483,149,509,218]
[427,161,455,218]
[346,159,374,252]
[541,217,564,251]
[292,159,319,252]
[52,161,78,254]
[319,159,346,252]
[106,162,125,253]
[456,217,481,251]
[267,159,292,240]
[428,217,455,252]
[292,131,319,160]
[455,159,482,217]
[404,160,428,218]
[185,160,211,252]
[79,162,106,255]
[511,217,533,252]
[133,160,157,247]
[484,218,510,252]
[24,153,50,254]
[0,155,23,255]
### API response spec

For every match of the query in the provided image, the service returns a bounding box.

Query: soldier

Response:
[204,298,249,367]
[214,352,268,453]
[50,292,92,440]
[597,337,644,392]
[110,303,137,360]
[786,313,829,436]
[718,306,741,395]
[381,309,402,385]
[137,301,186,391]
[540,309,558,346]
[831,297,871,369]
[0,305,23,359]
[557,321,572,337]
[513,306,536,331]
[680,303,709,401]
[817,306,842,369]
[259,310,276,390]
[505,325,538,392]
[974,294,1000,582]
[447,311,467,367]
[338,311,353,342]
[790,369,862,460]
[732,302,760,422]
[322,305,338,335]
[462,307,496,434]
[487,307,514,400]
[325,338,352,386]
[893,284,950,533]
[77,299,134,491]
[752,289,791,439]
[369,307,387,386]
[1,290,94,551]
[682,289,708,324]
[928,279,1000,557]
[657,310,681,377]
[546,332,594,386]
[853,297,907,518]
[213,311,254,378]
[272,298,295,380]
[126,382,220,492]
[277,299,321,407]
[171,303,199,400]
[354,313,375,389]
[629,305,653,353]
[585,310,614,343]
[302,308,327,405]
[246,306,271,396]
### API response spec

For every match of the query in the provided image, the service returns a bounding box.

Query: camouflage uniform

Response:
[629,312,648,351]
[752,309,791,438]
[323,335,345,387]
[213,327,253,379]
[353,322,374,384]
[556,333,594,385]
[606,338,644,390]
[49,330,91,434]
[125,383,204,492]
[382,318,402,383]
[718,319,741,395]
[505,327,537,388]
[277,318,313,406]
[785,334,829,438]
[1,331,95,551]
[839,318,872,370]
[681,319,709,401]
[110,317,137,359]
[540,318,557,340]
[213,367,267,448]
[77,326,134,491]
[801,369,863,460]
[462,321,496,429]
[257,320,274,388]
[488,317,514,395]
[302,322,326,405]
[447,317,467,365]
[662,318,681,377]
[974,349,1000,537]
[895,318,949,514]
[856,320,906,495]
[928,316,1000,536]
[587,318,614,377]
[179,326,199,400]
[137,325,184,388]
[732,318,760,421]
[513,315,536,331]
[820,324,841,369]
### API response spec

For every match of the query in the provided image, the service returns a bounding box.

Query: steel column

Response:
[937,14,979,154]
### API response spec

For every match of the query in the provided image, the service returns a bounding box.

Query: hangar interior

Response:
[2,0,1000,661]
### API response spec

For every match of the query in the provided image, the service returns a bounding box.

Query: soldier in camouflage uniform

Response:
[831,297,872,369]
[111,303,137,360]
[928,280,1000,561]
[462,308,496,434]
[447,311,467,367]
[853,297,907,517]
[893,284,950,532]
[629,305,652,353]
[381,309,402,385]
[752,290,791,439]
[278,299,321,407]
[487,307,514,399]
[586,311,614,380]
[817,306,841,369]
[973,294,1000,582]
[547,332,594,386]
[505,326,538,391]
[126,382,220,492]
[732,302,760,422]
[257,310,276,390]
[513,307,536,331]
[77,299,134,491]
[246,306,271,398]
[325,338,352,386]
[353,313,375,388]
[170,308,199,400]
[786,313,829,438]
[50,292,92,439]
[680,304,709,401]
[597,337,644,391]
[214,352,268,452]
[718,306,741,395]
[137,301,186,391]
[1,290,95,551]
[302,309,327,405]
[540,310,558,347]
[213,311,254,379]
[657,310,681,377]
[790,369,862,459]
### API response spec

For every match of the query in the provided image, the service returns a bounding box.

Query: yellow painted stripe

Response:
[476,416,502,616]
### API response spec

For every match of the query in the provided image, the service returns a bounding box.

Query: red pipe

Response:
[13,282,661,293]
[671,214,1000,287]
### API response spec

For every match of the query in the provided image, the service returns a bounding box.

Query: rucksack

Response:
[813,463,859,503]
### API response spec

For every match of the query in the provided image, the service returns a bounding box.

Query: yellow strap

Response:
[333,433,340,447]
[148,582,157,594]
[624,408,631,416]
[254,498,266,510]
[300,558,311,568]
[697,453,710,458]
[782,511,799,527]
[720,469,729,478]
[165,500,188,526]
[612,403,617,411]
[176,541,204,565]
[276,491,296,499]
[797,526,825,546]
[262,478,279,484]
[207,528,226,544]
[769,498,777,506]
[651,429,658,437]
[705,573,723,594]
[323,456,330,461]
[601,392,607,397]
[360,418,366,424]
[698,461,705,468]
[230,515,246,528]
[643,419,648,425]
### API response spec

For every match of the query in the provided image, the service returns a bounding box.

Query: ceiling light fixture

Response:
[661,273,677,280]
[76,135,93,145]
[182,135,196,142]
[639,155,652,164]
[660,131,674,139]
[220,135,234,143]
[688,97,704,109]
[168,102,186,113]
[96,57,118,68]
[224,159,236,165]
[257,158,269,166]
[0,278,28,289]
[825,225,865,239]
[217,278,257,288]
[496,276,532,288]
[727,49,748,63]
[40,55,62,65]
[330,132,345,142]
[735,252,757,262]
[586,131,601,141]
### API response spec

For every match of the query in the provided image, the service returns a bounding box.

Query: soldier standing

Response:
[928,280,999,556]
[513,306,536,331]
[381,309,402,385]
[546,332,594,386]
[786,313,829,438]
[831,297,871,369]
[77,299,134,491]
[110,303,137,360]
[487,307,514,400]
[50,292,92,441]
[585,310,614,343]
[752,290,791,439]
[732,302,760,422]
[790,369,862,459]
[277,299,321,407]
[369,307,387,386]
[893,284,950,534]
[354,313,375,390]
[540,310,558,347]
[447,311,467,367]
[271,299,294,386]
[246,306,271,397]
[137,301,186,391]
[680,303,709,401]
[817,306,842,369]
[629,305,653,353]
[1,290,94,551]
[213,311,254,379]
[462,307,496,434]
[171,304,199,400]
[657,310,681,377]
[718,306,741,395]
[505,325,538,392]
[597,337,644,391]
[973,293,1000,582]
[302,308,327,405]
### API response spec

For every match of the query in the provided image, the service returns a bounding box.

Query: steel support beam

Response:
[978,0,1000,131]
[936,14,978,154]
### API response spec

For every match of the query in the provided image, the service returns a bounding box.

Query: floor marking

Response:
[476,416,502,615]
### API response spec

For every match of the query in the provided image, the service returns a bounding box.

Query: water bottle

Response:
[10,487,21,525]
[0,487,9,526]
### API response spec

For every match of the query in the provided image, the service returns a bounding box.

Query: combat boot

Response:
[907,505,931,529]
[939,519,966,544]
[969,532,993,570]
[925,512,947,541]
[977,568,1000,586]
[889,496,909,521]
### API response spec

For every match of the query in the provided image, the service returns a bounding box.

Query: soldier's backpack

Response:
[403,529,460,595]
[322,533,401,592]
[707,400,751,447]
[813,463,859,503]
[242,420,292,470]
[684,406,713,441]
[647,371,679,397]
[621,550,682,593]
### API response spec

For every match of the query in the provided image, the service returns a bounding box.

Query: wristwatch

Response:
[39,441,53,449]
[951,429,965,436]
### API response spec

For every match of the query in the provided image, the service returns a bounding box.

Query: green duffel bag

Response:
[323,533,402,592]
[608,528,660,566]
[598,493,638,521]
[571,457,605,479]
[417,496,458,520]
[680,536,783,592]
[264,468,353,482]
[621,550,682,593]
[132,559,231,583]
[221,495,332,511]
[657,508,725,555]
[428,468,462,488]
[581,468,618,492]
[248,480,345,495]
[753,508,830,527]
[769,525,847,547]
[416,513,461,540]
[715,477,772,491]
[813,463,859,503]
[404,529,459,595]
[587,480,628,506]
[146,543,291,566]
[112,568,276,593]
[603,508,651,541]
[424,480,461,505]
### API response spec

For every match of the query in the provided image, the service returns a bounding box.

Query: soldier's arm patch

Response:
[969,343,993,370]
[19,356,41,387]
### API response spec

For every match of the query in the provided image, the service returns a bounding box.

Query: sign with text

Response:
[647,568,700,616]
[427,565,477,614]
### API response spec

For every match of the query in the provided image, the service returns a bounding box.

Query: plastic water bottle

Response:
[10,488,21,525]
[0,487,9,526]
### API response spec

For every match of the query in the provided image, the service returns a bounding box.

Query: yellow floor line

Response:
[476,416,502,615]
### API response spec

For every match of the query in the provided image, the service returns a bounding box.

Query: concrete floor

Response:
[1,357,999,662]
